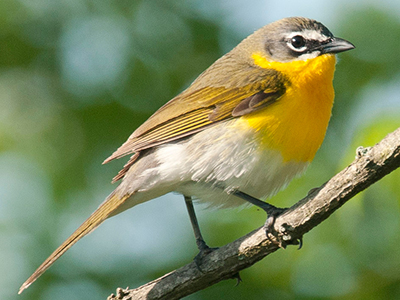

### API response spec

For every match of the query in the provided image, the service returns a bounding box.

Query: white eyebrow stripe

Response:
[287,30,329,42]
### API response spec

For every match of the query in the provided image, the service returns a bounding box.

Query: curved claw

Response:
[297,236,303,250]
[232,272,242,286]
[230,190,301,249]
[194,246,219,271]
[263,207,287,237]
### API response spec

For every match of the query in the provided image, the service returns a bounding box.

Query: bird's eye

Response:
[290,35,306,49]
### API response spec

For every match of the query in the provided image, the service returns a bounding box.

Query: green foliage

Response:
[1,1,399,299]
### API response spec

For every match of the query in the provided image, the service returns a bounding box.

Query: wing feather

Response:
[103,69,287,182]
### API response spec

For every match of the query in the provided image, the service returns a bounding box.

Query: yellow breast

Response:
[242,53,336,163]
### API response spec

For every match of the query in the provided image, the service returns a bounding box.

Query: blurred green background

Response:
[1,0,400,299]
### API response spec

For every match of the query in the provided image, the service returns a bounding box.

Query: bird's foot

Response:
[193,240,219,271]
[262,206,302,249]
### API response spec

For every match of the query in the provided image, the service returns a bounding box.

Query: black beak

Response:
[320,37,355,54]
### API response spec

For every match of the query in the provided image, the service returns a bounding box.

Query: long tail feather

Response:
[18,191,131,294]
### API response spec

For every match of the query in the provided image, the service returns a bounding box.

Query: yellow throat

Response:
[244,53,337,163]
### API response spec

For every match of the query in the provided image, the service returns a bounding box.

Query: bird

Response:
[19,16,354,294]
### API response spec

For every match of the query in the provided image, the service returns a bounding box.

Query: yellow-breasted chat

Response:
[19,16,354,294]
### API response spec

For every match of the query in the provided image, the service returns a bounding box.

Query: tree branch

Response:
[108,127,400,300]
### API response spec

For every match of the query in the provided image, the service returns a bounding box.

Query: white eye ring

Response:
[287,35,307,52]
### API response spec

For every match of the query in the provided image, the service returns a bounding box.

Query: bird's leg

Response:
[184,195,209,252]
[233,190,303,249]
[184,195,242,282]
[231,190,287,239]
[184,196,218,268]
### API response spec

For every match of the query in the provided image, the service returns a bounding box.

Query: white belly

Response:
[140,119,309,208]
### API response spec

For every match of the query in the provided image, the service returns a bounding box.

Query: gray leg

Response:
[232,190,302,248]
[232,190,287,235]
[184,195,209,251]
[184,195,242,282]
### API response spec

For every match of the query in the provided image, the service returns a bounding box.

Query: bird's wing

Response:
[104,70,286,181]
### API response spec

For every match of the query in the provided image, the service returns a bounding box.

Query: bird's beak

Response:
[320,37,355,54]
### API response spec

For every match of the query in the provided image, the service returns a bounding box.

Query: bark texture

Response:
[108,127,400,300]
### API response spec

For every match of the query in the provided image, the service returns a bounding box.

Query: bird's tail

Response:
[18,190,131,294]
